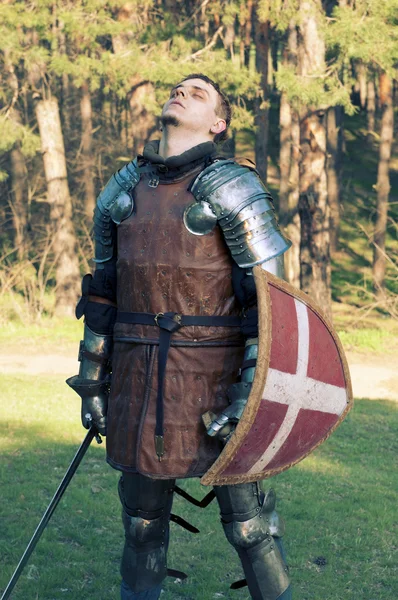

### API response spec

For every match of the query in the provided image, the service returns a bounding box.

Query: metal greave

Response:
[118,473,175,594]
[214,483,291,600]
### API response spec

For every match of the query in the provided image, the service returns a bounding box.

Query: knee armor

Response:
[119,476,173,593]
[216,485,291,600]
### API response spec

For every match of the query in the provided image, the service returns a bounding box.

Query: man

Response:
[68,74,292,600]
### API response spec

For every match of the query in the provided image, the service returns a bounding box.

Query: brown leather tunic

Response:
[106,168,245,478]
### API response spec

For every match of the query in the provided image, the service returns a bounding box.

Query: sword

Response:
[1,419,102,600]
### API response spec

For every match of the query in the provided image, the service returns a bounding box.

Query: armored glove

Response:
[206,381,251,442]
[66,324,112,436]
[205,338,258,442]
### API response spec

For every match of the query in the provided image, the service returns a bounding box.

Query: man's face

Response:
[161,78,226,139]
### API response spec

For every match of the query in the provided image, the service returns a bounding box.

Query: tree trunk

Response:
[279,21,300,288]
[4,49,28,259]
[35,97,80,317]
[239,0,253,68]
[298,1,331,317]
[367,76,376,135]
[128,81,157,156]
[254,18,270,183]
[9,141,28,260]
[357,62,367,109]
[80,81,96,217]
[373,73,393,299]
[326,105,344,254]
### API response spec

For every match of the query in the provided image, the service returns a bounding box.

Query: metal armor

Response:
[66,324,112,435]
[187,160,291,268]
[93,160,140,265]
[118,473,175,595]
[214,484,291,600]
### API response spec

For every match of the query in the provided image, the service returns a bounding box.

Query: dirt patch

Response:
[0,349,397,402]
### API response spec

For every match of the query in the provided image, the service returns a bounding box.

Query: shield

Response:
[201,266,353,486]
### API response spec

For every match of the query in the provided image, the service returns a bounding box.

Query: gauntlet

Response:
[206,337,258,441]
[66,324,112,435]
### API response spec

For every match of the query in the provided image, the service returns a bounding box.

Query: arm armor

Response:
[94,159,140,265]
[190,160,291,268]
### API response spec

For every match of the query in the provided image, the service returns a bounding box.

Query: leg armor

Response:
[215,483,291,600]
[119,473,175,596]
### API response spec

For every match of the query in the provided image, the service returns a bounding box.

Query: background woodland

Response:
[0,0,397,323]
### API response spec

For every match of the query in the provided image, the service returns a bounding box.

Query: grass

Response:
[1,375,397,600]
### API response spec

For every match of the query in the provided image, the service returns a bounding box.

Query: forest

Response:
[0,0,397,324]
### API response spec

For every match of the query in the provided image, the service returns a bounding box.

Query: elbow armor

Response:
[93,160,140,264]
[189,160,291,268]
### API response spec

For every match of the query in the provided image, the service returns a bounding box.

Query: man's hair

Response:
[180,73,232,144]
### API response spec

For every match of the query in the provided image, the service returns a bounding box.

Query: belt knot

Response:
[154,312,183,333]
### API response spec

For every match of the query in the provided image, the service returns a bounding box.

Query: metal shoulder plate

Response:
[190,160,291,268]
[93,159,140,264]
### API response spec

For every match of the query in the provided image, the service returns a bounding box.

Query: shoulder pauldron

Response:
[190,160,291,268]
[93,160,140,264]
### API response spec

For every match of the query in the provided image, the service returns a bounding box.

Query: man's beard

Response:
[160,114,181,129]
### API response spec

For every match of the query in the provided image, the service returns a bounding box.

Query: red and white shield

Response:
[201,267,353,486]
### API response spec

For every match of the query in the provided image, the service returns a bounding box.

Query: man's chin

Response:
[160,114,181,128]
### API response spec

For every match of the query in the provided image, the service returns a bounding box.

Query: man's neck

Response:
[158,128,212,159]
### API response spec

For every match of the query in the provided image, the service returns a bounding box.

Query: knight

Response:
[67,73,292,600]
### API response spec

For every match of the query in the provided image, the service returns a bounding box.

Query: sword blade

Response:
[1,427,96,600]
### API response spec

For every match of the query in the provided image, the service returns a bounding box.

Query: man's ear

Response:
[210,119,226,136]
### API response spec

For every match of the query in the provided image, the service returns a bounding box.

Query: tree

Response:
[373,73,394,299]
[278,20,300,288]
[328,0,398,296]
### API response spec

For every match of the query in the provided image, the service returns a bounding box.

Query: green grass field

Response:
[1,375,397,600]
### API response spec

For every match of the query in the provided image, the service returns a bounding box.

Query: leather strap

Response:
[116,311,242,460]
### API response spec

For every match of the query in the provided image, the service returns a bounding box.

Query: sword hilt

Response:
[85,414,102,444]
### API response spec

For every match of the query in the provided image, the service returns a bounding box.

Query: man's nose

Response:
[176,88,185,98]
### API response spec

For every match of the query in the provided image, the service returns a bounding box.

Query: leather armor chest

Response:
[114,170,242,342]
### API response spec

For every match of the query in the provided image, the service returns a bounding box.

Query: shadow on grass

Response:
[1,398,397,599]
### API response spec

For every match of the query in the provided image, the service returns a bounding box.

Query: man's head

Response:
[160,74,232,144]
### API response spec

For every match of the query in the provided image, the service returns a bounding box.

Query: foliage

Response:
[327,0,398,76]
[0,0,397,319]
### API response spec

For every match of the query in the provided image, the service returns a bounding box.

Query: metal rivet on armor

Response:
[168,209,173,214]
[270,545,274,549]
[162,249,167,254]
[141,292,145,297]
[220,211,224,215]
[193,338,197,342]
[172,376,176,381]
[186,272,191,277]
[207,253,212,257]
[146,211,151,215]
[240,244,243,248]
[196,375,201,380]
[174,192,178,196]
[186,252,190,256]
[161,270,166,275]
[162,294,167,298]
[247,253,252,258]
[198,397,202,402]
